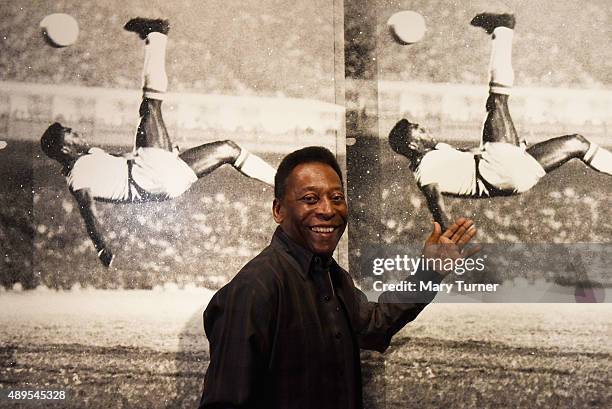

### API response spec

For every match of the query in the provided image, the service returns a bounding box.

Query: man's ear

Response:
[272,198,284,224]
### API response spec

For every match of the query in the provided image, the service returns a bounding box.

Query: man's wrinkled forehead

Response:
[286,162,344,192]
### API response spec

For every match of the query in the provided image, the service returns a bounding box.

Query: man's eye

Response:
[301,195,318,204]
[331,194,345,202]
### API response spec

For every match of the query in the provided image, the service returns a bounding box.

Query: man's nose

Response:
[316,197,334,218]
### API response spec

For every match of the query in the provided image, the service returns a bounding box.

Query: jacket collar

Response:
[271,227,336,281]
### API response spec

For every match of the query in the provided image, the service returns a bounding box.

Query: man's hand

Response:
[97,247,115,268]
[422,217,479,276]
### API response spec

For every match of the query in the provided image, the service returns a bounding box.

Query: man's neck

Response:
[60,154,81,175]
[409,151,428,171]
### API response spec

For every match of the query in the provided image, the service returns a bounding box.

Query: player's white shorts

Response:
[478,142,545,193]
[130,147,198,200]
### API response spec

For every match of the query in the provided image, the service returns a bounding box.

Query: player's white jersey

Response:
[415,143,485,196]
[68,148,131,201]
[415,142,545,196]
[67,147,197,202]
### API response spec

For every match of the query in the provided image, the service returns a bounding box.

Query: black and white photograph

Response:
[1,0,611,408]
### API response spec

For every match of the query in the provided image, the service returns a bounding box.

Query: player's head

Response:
[273,147,347,256]
[41,122,89,163]
[389,118,437,161]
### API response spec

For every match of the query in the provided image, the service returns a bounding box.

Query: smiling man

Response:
[273,159,347,256]
[200,146,477,409]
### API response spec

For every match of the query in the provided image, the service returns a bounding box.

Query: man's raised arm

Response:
[70,188,114,267]
[353,218,478,352]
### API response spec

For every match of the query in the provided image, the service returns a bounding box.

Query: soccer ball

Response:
[387,11,426,45]
[40,13,79,48]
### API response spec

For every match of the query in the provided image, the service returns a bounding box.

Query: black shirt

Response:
[200,227,442,409]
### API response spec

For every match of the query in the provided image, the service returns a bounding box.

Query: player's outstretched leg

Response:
[527,134,612,175]
[125,18,173,151]
[179,141,276,186]
[472,13,523,146]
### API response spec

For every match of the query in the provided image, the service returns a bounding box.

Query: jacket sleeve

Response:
[199,275,276,409]
[350,268,443,353]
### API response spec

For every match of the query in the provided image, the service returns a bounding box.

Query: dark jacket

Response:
[200,227,442,409]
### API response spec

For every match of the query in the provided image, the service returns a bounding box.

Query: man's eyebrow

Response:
[296,185,344,193]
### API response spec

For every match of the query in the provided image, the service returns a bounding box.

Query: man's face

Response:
[408,123,437,154]
[61,127,90,156]
[273,162,347,256]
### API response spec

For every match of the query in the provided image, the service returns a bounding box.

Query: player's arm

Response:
[419,183,450,231]
[69,187,114,267]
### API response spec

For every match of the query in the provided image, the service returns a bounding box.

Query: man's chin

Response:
[298,227,345,256]
[309,239,341,257]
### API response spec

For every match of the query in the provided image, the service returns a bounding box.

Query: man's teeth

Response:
[311,226,334,233]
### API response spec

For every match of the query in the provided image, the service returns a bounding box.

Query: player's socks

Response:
[234,149,276,186]
[584,143,612,176]
[489,27,514,95]
[142,32,168,100]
